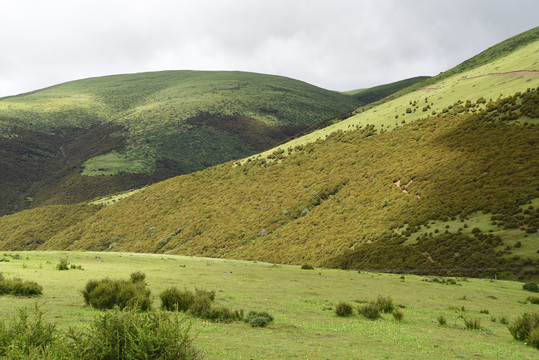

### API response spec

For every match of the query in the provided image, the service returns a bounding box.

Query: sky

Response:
[0,0,537,97]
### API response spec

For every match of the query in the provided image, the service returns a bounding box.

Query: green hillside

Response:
[0,71,362,215]
[1,29,538,280]
[344,76,431,103]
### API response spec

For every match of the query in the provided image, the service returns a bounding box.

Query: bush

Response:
[56,258,69,270]
[160,288,196,312]
[130,271,146,283]
[0,276,42,296]
[375,295,395,313]
[437,315,447,326]
[82,278,151,311]
[358,303,381,320]
[301,264,314,270]
[464,317,481,330]
[0,306,56,358]
[523,282,539,292]
[508,311,539,344]
[526,296,539,304]
[392,309,404,322]
[335,302,354,317]
[74,309,200,359]
[244,311,274,327]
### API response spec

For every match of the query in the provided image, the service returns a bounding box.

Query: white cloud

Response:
[0,0,537,97]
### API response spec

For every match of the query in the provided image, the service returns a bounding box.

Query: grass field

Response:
[0,251,538,359]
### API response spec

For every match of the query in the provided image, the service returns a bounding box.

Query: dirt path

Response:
[461,70,539,80]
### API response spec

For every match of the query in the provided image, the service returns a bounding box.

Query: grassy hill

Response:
[0,71,363,215]
[344,76,431,103]
[1,28,538,280]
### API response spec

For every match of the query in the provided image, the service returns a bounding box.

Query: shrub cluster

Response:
[159,287,243,322]
[335,302,354,317]
[82,272,151,311]
[0,306,200,359]
[508,311,539,349]
[244,311,274,327]
[523,282,539,292]
[0,274,42,296]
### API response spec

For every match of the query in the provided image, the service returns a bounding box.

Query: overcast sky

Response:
[0,0,537,97]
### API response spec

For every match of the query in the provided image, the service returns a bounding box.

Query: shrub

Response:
[335,302,354,317]
[508,311,539,343]
[358,303,381,320]
[159,288,195,312]
[77,308,200,359]
[301,264,314,270]
[130,271,146,283]
[437,315,447,326]
[195,288,216,301]
[0,276,42,296]
[376,295,395,313]
[523,282,539,292]
[392,309,404,322]
[526,296,539,304]
[244,311,274,327]
[464,317,481,330]
[82,278,151,311]
[56,258,69,270]
[0,306,56,358]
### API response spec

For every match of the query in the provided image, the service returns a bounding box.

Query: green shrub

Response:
[464,317,481,330]
[301,264,314,270]
[508,311,539,343]
[82,278,151,311]
[0,306,56,358]
[526,296,539,304]
[392,309,404,322]
[160,288,196,312]
[437,315,447,326]
[0,276,42,296]
[358,303,381,320]
[244,311,274,327]
[523,282,539,292]
[75,309,200,359]
[335,302,354,317]
[130,271,146,283]
[195,288,216,301]
[56,258,69,271]
[529,327,539,350]
[375,295,395,313]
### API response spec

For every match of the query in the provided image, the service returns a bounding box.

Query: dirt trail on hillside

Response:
[461,70,539,80]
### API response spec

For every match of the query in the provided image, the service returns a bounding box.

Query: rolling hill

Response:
[0,71,363,215]
[1,27,538,280]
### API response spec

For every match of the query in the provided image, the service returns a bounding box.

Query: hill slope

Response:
[1,28,538,279]
[0,71,362,215]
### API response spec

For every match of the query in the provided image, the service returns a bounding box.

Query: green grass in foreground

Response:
[0,251,538,359]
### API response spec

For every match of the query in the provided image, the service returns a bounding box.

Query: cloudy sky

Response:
[0,0,537,97]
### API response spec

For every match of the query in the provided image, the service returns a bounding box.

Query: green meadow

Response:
[1,251,538,359]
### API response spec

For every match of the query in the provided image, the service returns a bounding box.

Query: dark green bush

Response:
[376,295,395,313]
[392,309,404,322]
[508,311,539,345]
[195,288,216,301]
[358,303,381,320]
[301,264,314,270]
[464,317,481,330]
[56,258,69,271]
[244,311,274,327]
[437,315,447,326]
[160,288,196,312]
[527,296,539,304]
[82,278,151,311]
[0,276,42,296]
[130,271,146,283]
[523,282,539,292]
[335,302,354,317]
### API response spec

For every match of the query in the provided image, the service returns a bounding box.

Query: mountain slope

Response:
[1,29,538,279]
[0,71,362,215]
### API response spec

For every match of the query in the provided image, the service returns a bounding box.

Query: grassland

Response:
[0,251,538,359]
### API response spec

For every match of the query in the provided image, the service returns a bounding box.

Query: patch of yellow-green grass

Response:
[0,251,538,359]
[89,188,144,206]
[82,151,149,175]
[250,40,539,162]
